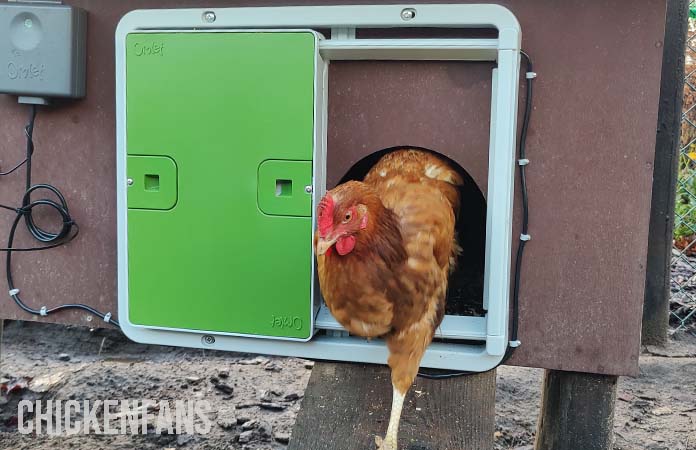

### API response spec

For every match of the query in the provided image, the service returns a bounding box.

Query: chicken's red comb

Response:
[317,194,334,237]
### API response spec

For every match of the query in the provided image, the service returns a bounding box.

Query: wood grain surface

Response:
[288,362,496,450]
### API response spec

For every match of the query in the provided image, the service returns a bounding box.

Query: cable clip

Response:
[526,71,537,79]
[39,306,47,316]
[103,312,112,323]
[518,158,530,166]
[8,288,19,296]
[520,234,531,241]
[509,340,522,348]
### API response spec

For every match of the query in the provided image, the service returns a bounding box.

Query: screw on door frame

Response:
[304,185,313,194]
[127,178,134,186]
[202,335,215,345]
[400,8,416,21]
[202,11,216,23]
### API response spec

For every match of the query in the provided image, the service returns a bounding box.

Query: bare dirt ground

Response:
[495,330,696,450]
[0,321,695,450]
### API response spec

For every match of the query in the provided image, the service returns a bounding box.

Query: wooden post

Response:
[643,0,689,345]
[289,362,496,450]
[535,370,618,450]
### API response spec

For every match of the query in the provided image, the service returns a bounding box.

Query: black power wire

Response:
[0,105,119,327]
[509,50,534,351]
[418,50,534,380]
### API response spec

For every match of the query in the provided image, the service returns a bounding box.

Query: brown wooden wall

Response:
[0,0,667,376]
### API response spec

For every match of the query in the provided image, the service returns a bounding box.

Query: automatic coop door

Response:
[116,4,521,372]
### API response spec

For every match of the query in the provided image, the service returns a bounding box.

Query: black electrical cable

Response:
[509,50,534,349]
[417,50,534,380]
[0,158,28,177]
[1,104,120,327]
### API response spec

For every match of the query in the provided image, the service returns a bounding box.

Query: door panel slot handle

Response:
[275,179,292,197]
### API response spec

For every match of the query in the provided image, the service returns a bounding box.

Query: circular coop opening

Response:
[338,146,487,317]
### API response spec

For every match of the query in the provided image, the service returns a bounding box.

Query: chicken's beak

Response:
[316,235,338,256]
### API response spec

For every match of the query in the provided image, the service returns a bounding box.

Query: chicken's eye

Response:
[343,211,352,223]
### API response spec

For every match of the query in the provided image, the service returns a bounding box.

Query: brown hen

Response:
[315,149,462,450]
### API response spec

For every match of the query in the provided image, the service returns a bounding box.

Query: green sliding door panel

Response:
[125,31,318,339]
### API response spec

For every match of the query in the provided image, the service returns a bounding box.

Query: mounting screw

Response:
[202,11,216,23]
[127,178,133,186]
[202,335,215,345]
[304,185,313,194]
[400,8,416,21]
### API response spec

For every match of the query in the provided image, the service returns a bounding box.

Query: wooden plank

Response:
[643,0,688,346]
[288,362,495,450]
[535,370,618,450]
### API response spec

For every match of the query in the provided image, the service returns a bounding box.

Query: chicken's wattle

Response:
[335,235,356,255]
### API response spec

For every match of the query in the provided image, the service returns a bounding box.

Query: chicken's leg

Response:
[377,320,434,450]
[375,384,406,450]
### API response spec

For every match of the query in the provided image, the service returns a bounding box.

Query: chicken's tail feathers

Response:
[411,151,464,270]
[419,153,463,218]
[426,156,464,274]
[420,154,464,188]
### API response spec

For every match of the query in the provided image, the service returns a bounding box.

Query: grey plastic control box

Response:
[0,1,86,101]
